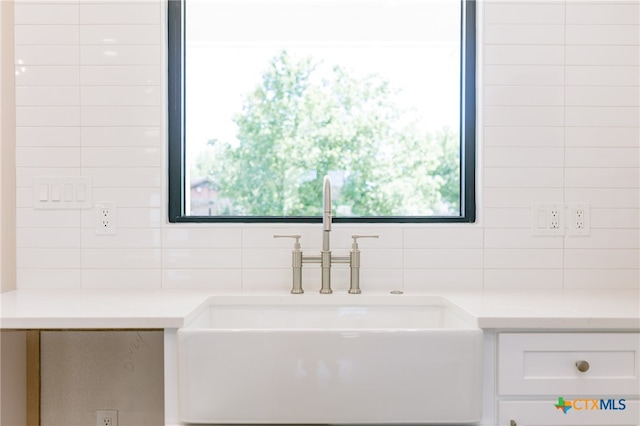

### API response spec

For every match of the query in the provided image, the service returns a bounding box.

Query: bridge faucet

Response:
[274,175,377,294]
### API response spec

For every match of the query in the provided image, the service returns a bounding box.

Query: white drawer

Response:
[499,400,640,426]
[498,333,640,396]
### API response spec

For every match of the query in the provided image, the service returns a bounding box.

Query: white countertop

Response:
[1,288,639,330]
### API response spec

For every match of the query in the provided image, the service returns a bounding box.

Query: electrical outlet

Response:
[567,203,590,236]
[95,202,117,235]
[96,410,118,426]
[531,203,564,236]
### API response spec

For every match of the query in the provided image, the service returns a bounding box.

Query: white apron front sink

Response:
[177,295,483,424]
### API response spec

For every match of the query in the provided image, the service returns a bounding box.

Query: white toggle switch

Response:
[63,183,74,201]
[38,184,49,201]
[50,184,61,201]
[76,183,86,202]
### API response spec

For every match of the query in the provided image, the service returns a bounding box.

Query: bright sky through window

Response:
[175,0,473,220]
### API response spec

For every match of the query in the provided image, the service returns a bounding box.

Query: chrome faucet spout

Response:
[323,175,332,233]
[320,175,332,293]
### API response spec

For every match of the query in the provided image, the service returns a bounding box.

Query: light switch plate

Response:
[33,176,92,209]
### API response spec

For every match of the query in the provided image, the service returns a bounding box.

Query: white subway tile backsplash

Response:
[565,229,639,249]
[81,228,161,249]
[483,208,530,229]
[566,3,640,25]
[359,249,403,269]
[484,3,565,25]
[17,269,82,289]
[16,106,80,126]
[242,225,323,249]
[92,188,161,207]
[16,188,34,208]
[566,25,640,45]
[403,269,483,290]
[16,167,79,188]
[81,268,161,289]
[484,65,565,86]
[565,86,640,107]
[80,25,161,45]
[16,127,81,147]
[17,228,81,248]
[566,66,640,86]
[484,249,563,269]
[484,86,564,106]
[484,167,564,188]
[566,188,640,209]
[565,127,640,147]
[243,248,295,269]
[81,248,161,269]
[403,249,483,269]
[565,249,639,269]
[17,208,80,229]
[80,208,161,229]
[565,107,640,127]
[81,127,161,147]
[566,46,640,66]
[564,269,640,289]
[485,228,564,249]
[17,249,81,269]
[565,148,640,168]
[162,269,242,290]
[80,45,161,65]
[163,228,242,249]
[484,147,564,168]
[11,0,639,290]
[81,147,161,167]
[485,45,565,65]
[81,106,161,126]
[83,167,161,188]
[81,86,161,106]
[329,226,403,249]
[484,106,564,126]
[80,65,161,86]
[358,268,405,291]
[590,209,640,229]
[241,268,295,292]
[484,126,565,147]
[16,147,80,167]
[79,3,161,25]
[162,249,241,269]
[565,167,640,188]
[484,24,564,45]
[14,25,79,45]
[402,228,483,249]
[14,4,79,25]
[15,46,80,65]
[484,268,563,289]
[16,86,80,106]
[15,66,80,86]
[484,188,564,208]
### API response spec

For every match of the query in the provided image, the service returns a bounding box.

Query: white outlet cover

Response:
[96,409,118,426]
[531,203,565,236]
[567,202,590,236]
[94,202,117,235]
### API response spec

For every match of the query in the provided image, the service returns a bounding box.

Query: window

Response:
[168,0,476,223]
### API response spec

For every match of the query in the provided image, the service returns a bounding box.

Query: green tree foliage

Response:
[194,50,460,216]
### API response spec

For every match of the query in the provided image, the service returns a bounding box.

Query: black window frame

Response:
[168,0,476,224]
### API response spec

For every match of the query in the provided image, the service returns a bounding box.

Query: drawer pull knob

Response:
[576,360,590,372]
[510,421,517,426]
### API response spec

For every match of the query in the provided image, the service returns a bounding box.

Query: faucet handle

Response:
[274,234,302,249]
[351,234,379,249]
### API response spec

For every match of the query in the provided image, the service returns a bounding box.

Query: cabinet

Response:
[497,333,640,426]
